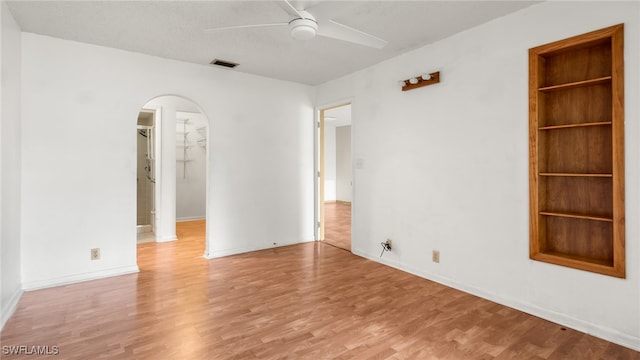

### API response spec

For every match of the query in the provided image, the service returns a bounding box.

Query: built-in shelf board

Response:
[539,211,613,222]
[529,24,624,278]
[531,252,617,276]
[539,122,612,131]
[538,76,611,92]
[539,173,612,177]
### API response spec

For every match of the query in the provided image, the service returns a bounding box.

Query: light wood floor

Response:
[323,202,351,251]
[2,220,639,359]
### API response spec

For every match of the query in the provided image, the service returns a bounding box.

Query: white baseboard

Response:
[22,265,140,291]
[136,224,152,233]
[1,287,23,330]
[156,235,177,242]
[352,248,640,352]
[176,216,205,222]
[203,239,315,259]
[324,200,352,205]
[136,232,156,244]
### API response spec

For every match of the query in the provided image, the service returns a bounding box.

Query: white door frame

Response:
[314,100,353,242]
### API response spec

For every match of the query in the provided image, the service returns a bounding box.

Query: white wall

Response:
[335,125,352,202]
[324,124,336,201]
[0,0,23,329]
[317,1,640,350]
[20,33,315,289]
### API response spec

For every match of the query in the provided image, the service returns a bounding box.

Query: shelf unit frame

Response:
[529,24,625,278]
[177,118,190,179]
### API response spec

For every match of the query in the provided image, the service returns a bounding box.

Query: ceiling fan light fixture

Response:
[289,18,318,40]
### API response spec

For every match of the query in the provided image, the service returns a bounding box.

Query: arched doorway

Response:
[136,95,210,257]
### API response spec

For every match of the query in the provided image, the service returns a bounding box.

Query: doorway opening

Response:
[136,95,210,257]
[136,109,156,243]
[175,110,208,246]
[318,103,352,251]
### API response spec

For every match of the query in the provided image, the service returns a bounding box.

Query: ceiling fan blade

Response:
[317,20,388,49]
[278,0,304,18]
[204,22,288,32]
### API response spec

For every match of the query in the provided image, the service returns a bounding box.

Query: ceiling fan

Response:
[205,0,388,49]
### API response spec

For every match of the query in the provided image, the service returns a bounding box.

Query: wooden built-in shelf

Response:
[531,251,616,276]
[538,76,611,92]
[539,122,611,131]
[529,24,624,278]
[539,173,612,177]
[539,211,613,222]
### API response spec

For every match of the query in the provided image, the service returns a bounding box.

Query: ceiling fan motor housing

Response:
[289,12,318,40]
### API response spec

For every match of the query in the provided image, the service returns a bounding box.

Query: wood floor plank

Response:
[324,202,351,251]
[1,219,639,359]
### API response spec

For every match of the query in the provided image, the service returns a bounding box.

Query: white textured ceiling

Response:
[6,1,539,85]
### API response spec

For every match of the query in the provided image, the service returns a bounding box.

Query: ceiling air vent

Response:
[210,59,239,68]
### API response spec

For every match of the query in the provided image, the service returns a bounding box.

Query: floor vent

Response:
[210,59,239,68]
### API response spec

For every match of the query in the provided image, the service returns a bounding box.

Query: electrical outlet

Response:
[432,250,440,263]
[380,239,393,257]
[91,248,100,260]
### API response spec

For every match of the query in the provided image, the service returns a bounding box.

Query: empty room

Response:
[1,1,640,358]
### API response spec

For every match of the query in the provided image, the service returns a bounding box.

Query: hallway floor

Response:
[323,202,351,251]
